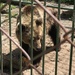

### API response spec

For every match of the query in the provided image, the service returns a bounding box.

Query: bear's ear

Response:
[53,9,58,17]
[23,5,36,14]
[48,8,58,17]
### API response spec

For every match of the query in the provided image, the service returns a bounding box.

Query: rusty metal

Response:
[0,0,75,75]
[0,27,42,75]
[0,27,31,61]
[34,0,75,48]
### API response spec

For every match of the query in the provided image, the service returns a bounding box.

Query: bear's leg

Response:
[48,24,60,51]
[22,41,30,57]
[33,50,42,67]
[22,41,42,67]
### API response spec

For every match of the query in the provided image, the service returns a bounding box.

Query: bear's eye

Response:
[36,18,42,26]
[18,24,25,31]
[22,24,25,31]
[21,24,29,32]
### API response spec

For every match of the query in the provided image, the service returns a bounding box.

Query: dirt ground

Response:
[0,2,75,75]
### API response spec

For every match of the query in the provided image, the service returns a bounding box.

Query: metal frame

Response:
[0,0,75,75]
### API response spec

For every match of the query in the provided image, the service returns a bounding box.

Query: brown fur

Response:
[16,5,58,50]
[16,5,60,66]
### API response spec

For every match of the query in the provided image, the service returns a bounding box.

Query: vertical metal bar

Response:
[31,0,33,75]
[69,1,75,75]
[9,1,13,75]
[0,2,3,75]
[42,0,46,74]
[19,0,22,75]
[55,0,61,75]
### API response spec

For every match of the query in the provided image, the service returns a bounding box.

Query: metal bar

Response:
[33,27,75,61]
[31,0,34,74]
[19,0,22,75]
[55,0,61,75]
[13,63,43,75]
[0,27,31,61]
[0,1,3,75]
[69,0,75,75]
[33,39,66,62]
[1,0,74,10]
[34,0,75,48]
[1,0,73,11]
[9,1,13,75]
[42,0,46,74]
[34,0,67,33]
[46,5,73,10]
[0,0,74,75]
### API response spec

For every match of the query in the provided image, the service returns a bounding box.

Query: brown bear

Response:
[16,5,60,67]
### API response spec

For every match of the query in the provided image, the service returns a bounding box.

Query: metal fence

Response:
[0,0,75,75]
[55,0,74,2]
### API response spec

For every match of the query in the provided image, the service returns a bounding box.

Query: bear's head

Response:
[16,5,44,51]
[16,5,58,51]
